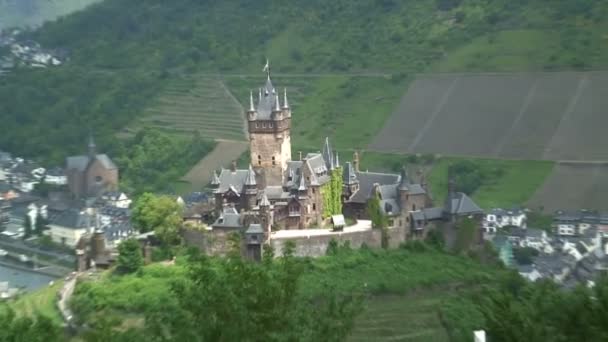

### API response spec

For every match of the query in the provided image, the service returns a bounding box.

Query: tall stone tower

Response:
[246,71,292,186]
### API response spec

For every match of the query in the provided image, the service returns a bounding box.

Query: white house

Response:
[46,210,93,247]
[101,192,131,209]
[517,265,542,282]
[483,208,527,233]
[521,229,553,254]
[44,167,67,186]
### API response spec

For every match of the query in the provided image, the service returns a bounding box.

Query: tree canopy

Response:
[131,193,183,246]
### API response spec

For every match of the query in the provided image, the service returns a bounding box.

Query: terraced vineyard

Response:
[128,76,246,141]
[349,294,450,342]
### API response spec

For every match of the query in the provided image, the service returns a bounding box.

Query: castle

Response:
[209,68,483,252]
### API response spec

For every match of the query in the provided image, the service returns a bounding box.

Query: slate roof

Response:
[215,169,250,194]
[66,154,116,172]
[253,77,281,120]
[50,210,93,230]
[411,211,426,222]
[444,192,483,216]
[343,162,358,185]
[246,224,264,234]
[348,171,400,204]
[423,207,444,220]
[381,199,400,216]
[212,208,243,229]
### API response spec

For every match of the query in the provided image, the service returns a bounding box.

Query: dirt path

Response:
[181,140,249,190]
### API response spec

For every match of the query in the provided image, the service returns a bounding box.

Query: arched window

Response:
[272,156,276,166]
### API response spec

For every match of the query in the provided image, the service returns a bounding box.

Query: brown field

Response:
[370,71,608,161]
[527,162,608,213]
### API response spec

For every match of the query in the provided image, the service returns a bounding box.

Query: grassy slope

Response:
[354,151,555,209]
[428,158,555,209]
[10,280,64,324]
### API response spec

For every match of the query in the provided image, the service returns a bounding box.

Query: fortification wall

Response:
[270,226,407,257]
[184,225,409,258]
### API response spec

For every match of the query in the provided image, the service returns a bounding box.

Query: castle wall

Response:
[270,225,407,258]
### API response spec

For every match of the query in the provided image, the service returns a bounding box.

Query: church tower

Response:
[247,65,292,186]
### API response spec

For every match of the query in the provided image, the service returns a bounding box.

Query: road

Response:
[58,275,77,323]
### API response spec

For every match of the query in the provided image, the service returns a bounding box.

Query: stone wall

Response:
[184,225,409,259]
[271,226,407,257]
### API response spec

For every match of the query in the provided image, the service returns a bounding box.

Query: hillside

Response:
[0,0,100,29]
[1,0,605,163]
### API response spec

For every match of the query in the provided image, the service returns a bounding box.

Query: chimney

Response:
[353,151,360,172]
[230,160,237,172]
[298,151,302,161]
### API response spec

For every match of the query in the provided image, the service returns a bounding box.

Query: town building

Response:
[483,208,527,233]
[46,209,94,247]
[66,136,118,199]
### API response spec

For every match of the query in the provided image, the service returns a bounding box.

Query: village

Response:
[0,28,65,75]
[0,71,607,295]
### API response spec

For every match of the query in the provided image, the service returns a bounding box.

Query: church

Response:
[66,136,118,199]
[211,68,483,239]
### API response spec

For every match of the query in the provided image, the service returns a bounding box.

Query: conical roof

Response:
[399,166,410,190]
[343,162,358,185]
[211,170,220,186]
[283,88,289,109]
[245,165,257,186]
[298,173,307,191]
[259,192,270,207]
[322,137,333,170]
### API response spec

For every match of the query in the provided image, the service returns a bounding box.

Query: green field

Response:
[128,76,245,141]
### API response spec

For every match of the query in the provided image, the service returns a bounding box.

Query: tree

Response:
[513,247,538,265]
[116,238,144,274]
[132,193,183,246]
[0,305,62,342]
[367,192,389,248]
[140,238,362,341]
[23,214,32,240]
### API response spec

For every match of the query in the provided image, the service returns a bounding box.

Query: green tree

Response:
[513,247,538,265]
[367,192,389,248]
[116,238,144,274]
[141,239,361,341]
[0,305,62,342]
[132,193,183,246]
[23,215,32,240]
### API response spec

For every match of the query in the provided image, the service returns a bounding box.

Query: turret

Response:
[210,170,220,189]
[322,137,334,170]
[353,151,360,172]
[282,88,289,109]
[247,90,257,120]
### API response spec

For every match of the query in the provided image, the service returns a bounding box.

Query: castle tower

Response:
[247,63,291,186]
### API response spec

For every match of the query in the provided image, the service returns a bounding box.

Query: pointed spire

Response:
[211,170,220,186]
[249,90,255,112]
[298,173,307,191]
[323,137,333,170]
[282,88,289,109]
[399,166,410,191]
[259,192,270,207]
[245,165,257,186]
[334,151,340,168]
[258,88,262,102]
[343,162,358,185]
[88,133,96,159]
[274,94,281,111]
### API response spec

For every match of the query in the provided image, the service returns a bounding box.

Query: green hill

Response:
[1,0,605,161]
[0,0,100,29]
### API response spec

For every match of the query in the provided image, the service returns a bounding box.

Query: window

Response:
[255,123,259,128]
[262,122,267,128]
[312,203,316,211]
[312,188,316,194]
[95,176,103,183]
[412,204,416,211]
[272,156,276,166]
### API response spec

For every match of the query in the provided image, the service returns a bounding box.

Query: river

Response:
[0,262,56,292]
